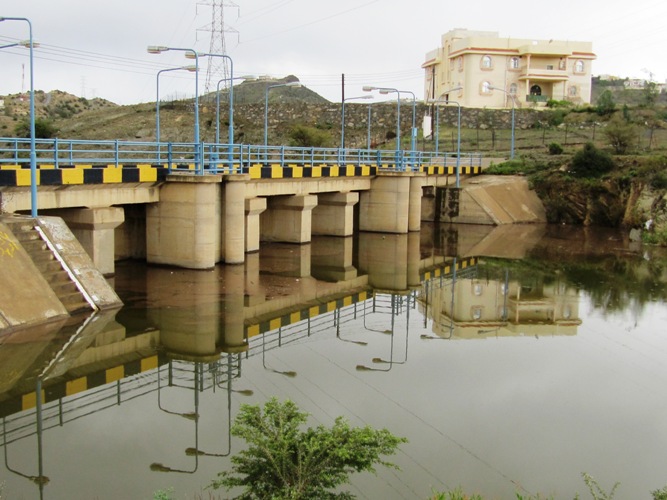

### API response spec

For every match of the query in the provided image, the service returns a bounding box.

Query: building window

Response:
[509,57,520,70]
[458,57,463,72]
[481,55,493,69]
[546,64,554,70]
[568,85,578,97]
[509,83,518,95]
[473,283,483,296]
[574,60,585,74]
[471,307,483,320]
[481,81,492,94]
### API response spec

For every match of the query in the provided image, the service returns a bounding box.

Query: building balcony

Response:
[519,67,569,81]
[525,94,549,103]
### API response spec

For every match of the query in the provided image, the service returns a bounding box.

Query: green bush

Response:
[548,142,563,155]
[288,124,333,147]
[14,117,58,139]
[603,116,637,154]
[570,143,615,178]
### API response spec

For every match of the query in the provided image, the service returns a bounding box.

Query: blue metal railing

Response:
[0,137,483,174]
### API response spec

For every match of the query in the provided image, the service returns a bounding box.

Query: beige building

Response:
[423,29,596,108]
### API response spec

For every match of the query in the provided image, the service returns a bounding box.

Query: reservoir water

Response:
[1,223,666,499]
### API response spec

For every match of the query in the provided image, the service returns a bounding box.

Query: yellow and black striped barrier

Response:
[0,164,173,187]
[421,256,478,282]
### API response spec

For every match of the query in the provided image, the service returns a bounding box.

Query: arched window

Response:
[509,83,518,95]
[509,57,520,70]
[481,81,492,94]
[481,55,493,69]
[458,57,463,72]
[568,85,578,97]
[530,84,542,96]
[574,60,585,73]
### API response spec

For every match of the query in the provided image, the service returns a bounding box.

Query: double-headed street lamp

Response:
[264,82,302,146]
[341,94,373,149]
[363,85,400,154]
[1,17,38,217]
[215,75,256,170]
[148,46,201,171]
[488,85,516,159]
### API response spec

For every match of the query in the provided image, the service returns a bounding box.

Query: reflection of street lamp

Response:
[264,82,302,146]
[335,308,367,346]
[155,66,197,162]
[489,85,516,159]
[341,95,373,148]
[148,45,201,171]
[1,17,38,216]
[262,331,297,377]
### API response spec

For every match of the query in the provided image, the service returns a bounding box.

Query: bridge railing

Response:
[0,137,483,174]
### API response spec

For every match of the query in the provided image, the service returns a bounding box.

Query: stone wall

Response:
[231,102,553,147]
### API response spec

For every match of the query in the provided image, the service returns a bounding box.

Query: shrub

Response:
[14,117,58,139]
[548,142,563,155]
[570,143,615,178]
[596,90,616,116]
[603,116,637,154]
[288,124,333,147]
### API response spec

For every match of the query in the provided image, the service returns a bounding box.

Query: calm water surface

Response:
[1,223,667,499]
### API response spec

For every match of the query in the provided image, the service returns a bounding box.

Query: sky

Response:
[1,0,666,106]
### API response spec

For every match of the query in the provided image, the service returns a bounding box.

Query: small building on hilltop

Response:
[423,29,596,108]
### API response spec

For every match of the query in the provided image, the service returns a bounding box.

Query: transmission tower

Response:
[197,0,239,96]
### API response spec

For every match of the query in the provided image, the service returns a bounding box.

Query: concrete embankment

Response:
[453,175,547,225]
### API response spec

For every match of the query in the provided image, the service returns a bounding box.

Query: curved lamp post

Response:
[430,86,462,187]
[341,94,373,149]
[363,85,401,166]
[488,85,516,159]
[155,66,197,162]
[1,17,38,217]
[264,81,302,146]
[148,46,201,172]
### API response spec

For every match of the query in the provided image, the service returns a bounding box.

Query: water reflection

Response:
[1,223,666,498]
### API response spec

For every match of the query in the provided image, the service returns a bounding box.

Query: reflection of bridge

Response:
[0,137,483,275]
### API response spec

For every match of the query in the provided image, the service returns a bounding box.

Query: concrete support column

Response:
[421,185,437,222]
[358,232,408,291]
[245,197,267,253]
[55,207,125,276]
[223,175,249,265]
[408,173,426,231]
[312,192,359,237]
[311,236,357,282]
[221,264,248,354]
[260,194,318,243]
[146,175,222,270]
[358,173,410,234]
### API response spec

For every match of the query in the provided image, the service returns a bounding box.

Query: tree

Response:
[14,117,58,139]
[596,90,616,116]
[570,142,615,178]
[209,398,407,499]
[603,115,637,154]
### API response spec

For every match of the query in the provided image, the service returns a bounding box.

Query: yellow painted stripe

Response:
[248,164,262,179]
[292,165,303,178]
[62,168,84,185]
[138,165,157,182]
[16,169,33,186]
[104,166,123,183]
[22,391,44,411]
[106,365,124,383]
[66,377,88,396]
[269,317,282,330]
[141,355,159,371]
[246,324,260,338]
[312,166,322,178]
[271,165,283,179]
[343,296,353,307]
[309,305,320,318]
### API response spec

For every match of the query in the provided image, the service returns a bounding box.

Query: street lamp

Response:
[341,94,373,148]
[148,45,201,171]
[215,75,256,172]
[363,85,400,158]
[1,17,38,217]
[430,86,462,187]
[155,66,197,162]
[489,85,516,159]
[264,82,302,146]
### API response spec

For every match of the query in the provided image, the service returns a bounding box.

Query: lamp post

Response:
[430,86,462,187]
[148,46,201,171]
[489,85,516,159]
[1,17,38,217]
[363,85,400,151]
[155,66,196,162]
[264,81,302,146]
[341,95,373,149]
[215,75,256,171]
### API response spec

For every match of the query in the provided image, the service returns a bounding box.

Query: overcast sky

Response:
[1,0,665,105]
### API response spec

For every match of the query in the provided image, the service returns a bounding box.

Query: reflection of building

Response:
[423,29,596,107]
[424,268,582,339]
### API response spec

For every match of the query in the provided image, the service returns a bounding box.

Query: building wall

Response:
[424,29,596,108]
